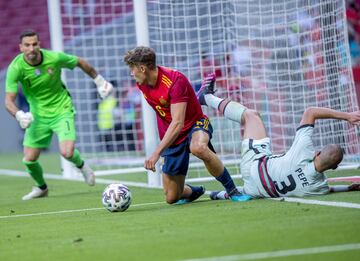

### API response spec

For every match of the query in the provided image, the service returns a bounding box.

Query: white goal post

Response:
[49,0,359,186]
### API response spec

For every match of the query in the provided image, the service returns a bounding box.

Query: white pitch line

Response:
[0,201,165,219]
[181,243,360,261]
[0,168,160,188]
[270,197,360,209]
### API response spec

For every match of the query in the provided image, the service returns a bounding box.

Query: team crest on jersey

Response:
[34,69,41,76]
[159,96,169,107]
[47,67,54,75]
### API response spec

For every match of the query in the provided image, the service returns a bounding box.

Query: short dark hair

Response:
[320,144,343,170]
[20,30,38,43]
[124,46,156,70]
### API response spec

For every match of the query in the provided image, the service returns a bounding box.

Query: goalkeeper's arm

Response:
[5,92,20,117]
[5,92,34,129]
[77,58,113,99]
[77,57,98,79]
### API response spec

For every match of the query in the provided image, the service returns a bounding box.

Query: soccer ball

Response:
[102,183,132,212]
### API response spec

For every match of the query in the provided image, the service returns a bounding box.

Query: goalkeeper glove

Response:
[15,110,34,129]
[94,75,113,99]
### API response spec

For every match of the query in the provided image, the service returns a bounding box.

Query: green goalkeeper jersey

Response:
[6,49,79,118]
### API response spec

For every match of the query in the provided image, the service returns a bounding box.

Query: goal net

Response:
[57,0,360,186]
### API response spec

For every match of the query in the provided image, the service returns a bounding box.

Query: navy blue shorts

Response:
[161,118,215,176]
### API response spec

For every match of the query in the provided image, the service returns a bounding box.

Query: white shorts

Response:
[240,126,329,198]
[240,138,272,197]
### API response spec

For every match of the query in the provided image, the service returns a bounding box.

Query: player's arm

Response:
[5,64,33,128]
[5,92,33,129]
[5,64,20,117]
[156,102,186,153]
[5,92,19,117]
[144,102,186,171]
[77,57,113,98]
[329,184,360,193]
[77,58,98,78]
[300,107,360,126]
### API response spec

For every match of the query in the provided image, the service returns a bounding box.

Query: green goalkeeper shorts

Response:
[23,111,76,148]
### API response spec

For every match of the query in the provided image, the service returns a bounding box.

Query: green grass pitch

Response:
[0,153,359,261]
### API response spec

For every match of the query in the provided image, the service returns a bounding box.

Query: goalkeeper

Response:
[5,30,113,200]
[197,73,360,200]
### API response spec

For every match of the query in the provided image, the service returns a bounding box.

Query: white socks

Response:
[222,100,246,123]
[204,94,246,123]
[204,94,222,109]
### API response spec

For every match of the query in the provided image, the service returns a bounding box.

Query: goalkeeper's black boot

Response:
[196,73,216,105]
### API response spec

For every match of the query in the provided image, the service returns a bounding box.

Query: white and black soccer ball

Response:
[102,183,132,212]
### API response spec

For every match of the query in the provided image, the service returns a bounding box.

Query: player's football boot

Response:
[175,185,205,205]
[229,192,252,202]
[79,162,95,186]
[196,73,217,105]
[210,190,252,202]
[209,190,228,200]
[22,187,48,200]
[228,187,252,201]
[188,185,205,202]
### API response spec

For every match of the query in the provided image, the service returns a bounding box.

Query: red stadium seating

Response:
[0,0,50,70]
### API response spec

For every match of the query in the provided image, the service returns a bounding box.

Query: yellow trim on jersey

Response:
[162,75,172,88]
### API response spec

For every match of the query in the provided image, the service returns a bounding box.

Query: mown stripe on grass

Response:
[181,243,360,261]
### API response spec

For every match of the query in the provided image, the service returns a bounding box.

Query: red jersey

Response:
[137,66,205,145]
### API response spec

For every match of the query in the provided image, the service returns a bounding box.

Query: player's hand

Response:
[347,111,360,125]
[144,153,160,172]
[94,74,113,99]
[15,110,34,129]
[348,183,360,191]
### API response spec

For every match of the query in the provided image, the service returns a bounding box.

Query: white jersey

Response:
[240,125,329,198]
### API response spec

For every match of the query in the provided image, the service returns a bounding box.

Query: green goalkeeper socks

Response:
[23,160,46,187]
[67,148,84,168]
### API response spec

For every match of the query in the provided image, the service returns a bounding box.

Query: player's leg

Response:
[23,147,42,181]
[242,109,267,139]
[54,112,95,185]
[202,94,267,140]
[161,142,205,204]
[197,73,246,122]
[189,119,251,201]
[21,118,52,200]
[162,174,186,204]
[197,73,266,139]
[22,146,49,200]
[162,175,205,204]
[59,140,95,186]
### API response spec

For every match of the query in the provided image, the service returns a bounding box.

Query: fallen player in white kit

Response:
[196,73,360,199]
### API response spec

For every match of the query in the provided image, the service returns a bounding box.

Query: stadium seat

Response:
[0,0,50,70]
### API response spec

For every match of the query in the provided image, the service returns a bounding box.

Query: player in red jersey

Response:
[124,47,251,204]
